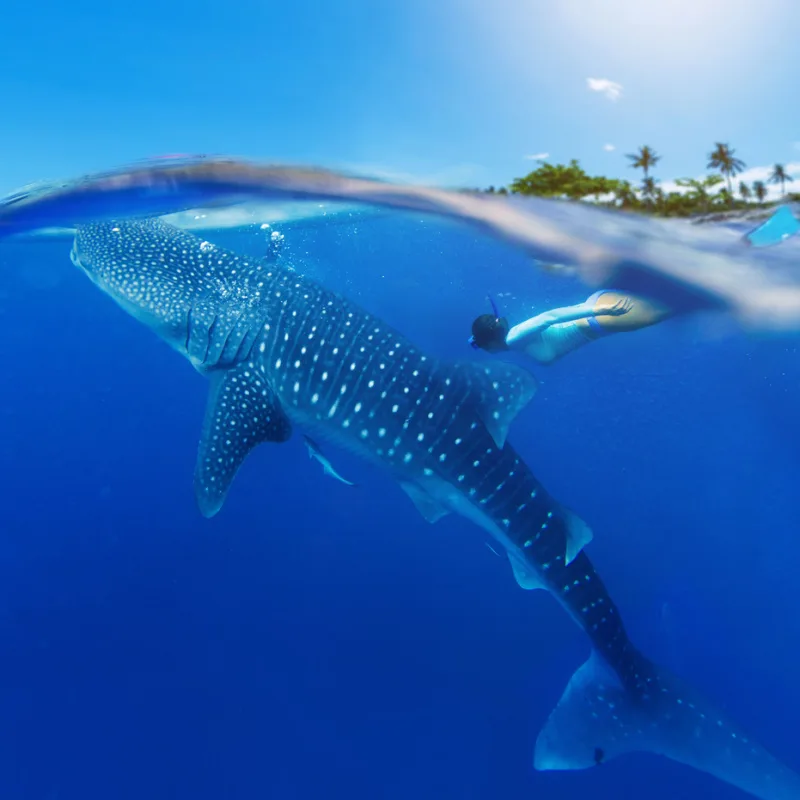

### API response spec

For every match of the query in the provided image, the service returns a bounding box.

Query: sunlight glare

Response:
[556,0,767,74]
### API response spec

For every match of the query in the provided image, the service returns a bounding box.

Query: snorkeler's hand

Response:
[605,297,634,317]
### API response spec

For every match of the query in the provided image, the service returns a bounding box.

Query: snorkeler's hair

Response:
[470,313,510,352]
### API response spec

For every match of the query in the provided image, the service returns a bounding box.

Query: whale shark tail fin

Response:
[535,650,800,800]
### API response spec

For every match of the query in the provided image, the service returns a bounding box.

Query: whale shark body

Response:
[68,218,799,799]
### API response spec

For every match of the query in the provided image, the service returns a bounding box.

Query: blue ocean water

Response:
[1,203,799,800]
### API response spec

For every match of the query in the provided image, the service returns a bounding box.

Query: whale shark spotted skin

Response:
[69,218,800,800]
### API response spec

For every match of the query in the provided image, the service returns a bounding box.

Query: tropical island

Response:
[482,143,798,219]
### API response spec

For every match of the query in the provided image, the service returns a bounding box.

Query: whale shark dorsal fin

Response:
[400,481,451,524]
[194,363,292,517]
[508,553,546,591]
[454,361,538,448]
[560,504,594,565]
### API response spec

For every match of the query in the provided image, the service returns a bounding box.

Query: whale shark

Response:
[68,217,799,799]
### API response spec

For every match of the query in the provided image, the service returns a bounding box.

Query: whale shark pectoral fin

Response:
[400,482,451,523]
[454,361,538,448]
[508,553,546,590]
[194,364,292,518]
[560,505,593,565]
[536,651,800,799]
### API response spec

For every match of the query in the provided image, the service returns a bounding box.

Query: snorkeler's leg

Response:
[523,291,671,364]
[521,321,596,364]
[512,290,672,365]
[585,291,673,333]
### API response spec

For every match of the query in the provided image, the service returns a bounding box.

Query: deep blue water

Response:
[1,211,799,799]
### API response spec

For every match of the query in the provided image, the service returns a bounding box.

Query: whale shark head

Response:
[70,219,279,369]
[71,219,223,302]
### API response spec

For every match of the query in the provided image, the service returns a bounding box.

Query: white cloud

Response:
[587,78,622,101]
[603,143,615,152]
[524,152,549,161]
[657,178,683,195]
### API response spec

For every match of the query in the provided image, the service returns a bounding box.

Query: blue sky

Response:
[1,0,798,196]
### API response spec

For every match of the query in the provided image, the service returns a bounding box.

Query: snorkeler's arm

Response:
[506,297,631,347]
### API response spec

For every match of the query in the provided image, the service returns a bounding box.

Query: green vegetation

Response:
[482,143,798,218]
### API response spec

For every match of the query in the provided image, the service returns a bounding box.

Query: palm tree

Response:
[675,174,723,214]
[626,146,660,183]
[752,181,767,204]
[612,179,637,209]
[588,177,613,204]
[768,164,793,196]
[640,175,659,206]
[707,143,745,200]
[716,187,733,208]
[739,181,751,203]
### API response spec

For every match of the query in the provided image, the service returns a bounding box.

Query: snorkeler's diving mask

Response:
[468,296,507,350]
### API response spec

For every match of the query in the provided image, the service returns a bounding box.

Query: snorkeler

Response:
[468,291,673,365]
[468,205,800,365]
